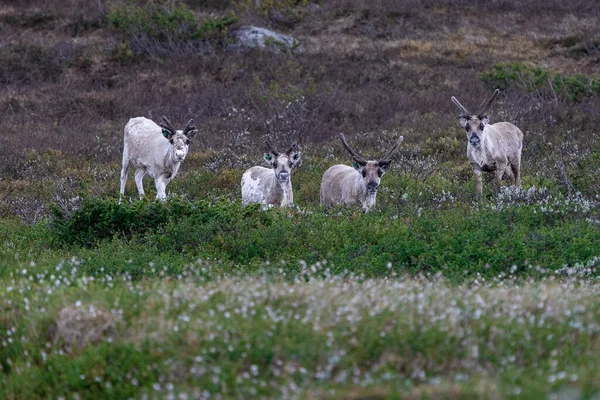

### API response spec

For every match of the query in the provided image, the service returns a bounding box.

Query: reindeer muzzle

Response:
[278,172,290,182]
[367,181,379,194]
[469,134,480,146]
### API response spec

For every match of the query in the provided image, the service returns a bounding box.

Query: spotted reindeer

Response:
[241,140,301,207]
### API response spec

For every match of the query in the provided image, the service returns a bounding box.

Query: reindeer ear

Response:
[186,128,198,140]
[352,162,361,170]
[162,129,170,138]
[264,153,275,164]
[481,116,489,126]
[379,161,392,171]
[459,117,468,128]
[290,151,301,166]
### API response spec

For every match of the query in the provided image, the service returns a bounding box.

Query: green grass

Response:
[0,141,597,397]
[1,176,600,397]
[0,160,597,398]
[2,269,600,398]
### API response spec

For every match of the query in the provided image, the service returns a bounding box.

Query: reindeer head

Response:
[159,116,198,163]
[451,89,499,148]
[264,140,301,184]
[339,133,403,195]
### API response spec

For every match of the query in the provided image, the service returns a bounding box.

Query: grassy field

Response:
[1,0,600,398]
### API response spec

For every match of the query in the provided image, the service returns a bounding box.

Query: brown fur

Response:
[320,134,403,212]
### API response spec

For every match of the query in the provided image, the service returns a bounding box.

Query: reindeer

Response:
[120,116,198,201]
[320,133,403,212]
[241,140,301,207]
[451,89,523,198]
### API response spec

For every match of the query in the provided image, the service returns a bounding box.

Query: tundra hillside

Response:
[1,0,600,398]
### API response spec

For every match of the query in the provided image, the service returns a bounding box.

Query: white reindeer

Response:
[241,140,301,207]
[320,133,403,212]
[120,116,198,201]
[451,89,524,198]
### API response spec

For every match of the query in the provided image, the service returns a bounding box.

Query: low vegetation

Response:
[108,0,238,55]
[2,256,600,398]
[1,0,600,398]
[482,63,600,102]
[47,190,599,281]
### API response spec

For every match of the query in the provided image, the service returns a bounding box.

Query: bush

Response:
[481,63,600,102]
[50,197,271,248]
[51,197,195,246]
[50,197,600,279]
[108,0,238,56]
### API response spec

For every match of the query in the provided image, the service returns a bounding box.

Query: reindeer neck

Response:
[363,192,376,210]
[276,178,293,207]
[163,147,181,176]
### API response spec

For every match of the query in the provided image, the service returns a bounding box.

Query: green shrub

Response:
[50,197,270,248]
[50,197,195,247]
[107,0,238,54]
[481,63,600,102]
[49,197,600,280]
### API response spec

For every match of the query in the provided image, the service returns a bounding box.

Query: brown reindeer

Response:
[320,133,403,212]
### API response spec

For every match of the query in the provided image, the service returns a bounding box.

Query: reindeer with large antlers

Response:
[119,116,198,201]
[241,140,301,207]
[320,133,403,212]
[451,89,523,198]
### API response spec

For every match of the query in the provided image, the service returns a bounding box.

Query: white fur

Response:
[241,159,295,208]
[119,117,191,201]
[466,121,523,198]
[241,167,266,204]
[453,91,523,198]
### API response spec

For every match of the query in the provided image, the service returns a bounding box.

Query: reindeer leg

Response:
[134,168,146,199]
[119,162,129,204]
[472,165,483,199]
[494,163,507,193]
[511,155,522,188]
[155,176,168,201]
[503,165,514,184]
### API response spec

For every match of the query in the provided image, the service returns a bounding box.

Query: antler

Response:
[339,134,367,164]
[379,135,404,163]
[265,140,280,156]
[182,119,197,137]
[477,89,500,117]
[159,116,177,134]
[451,96,471,118]
[285,141,298,155]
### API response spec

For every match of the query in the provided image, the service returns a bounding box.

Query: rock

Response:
[48,303,116,352]
[227,26,302,54]
[305,3,320,13]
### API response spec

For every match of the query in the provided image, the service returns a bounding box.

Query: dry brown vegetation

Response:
[1,3,600,396]
[0,0,599,218]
